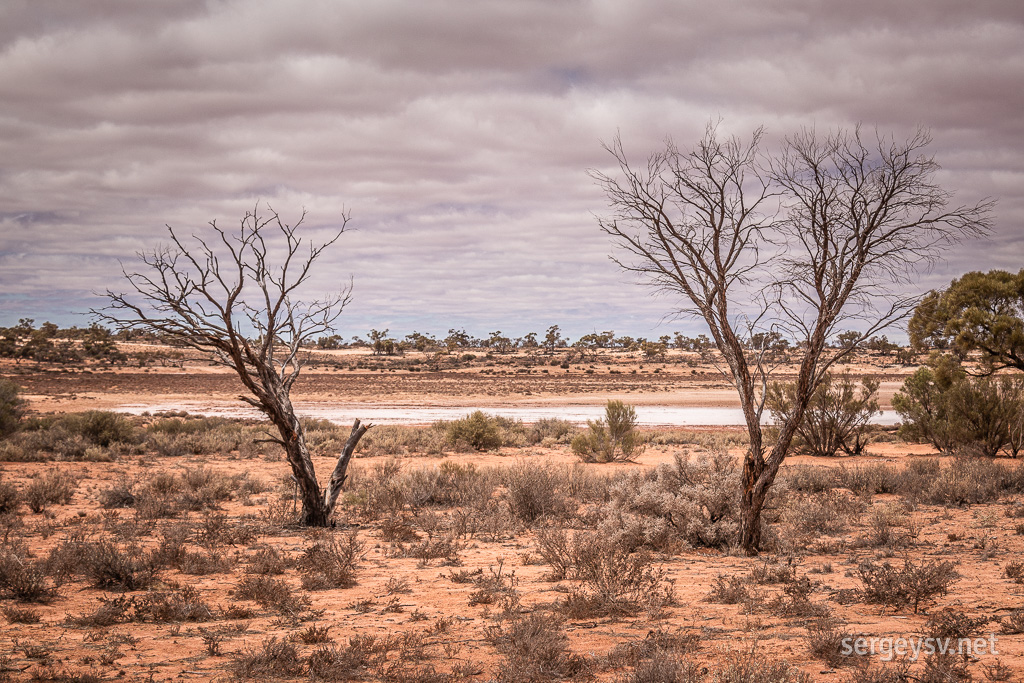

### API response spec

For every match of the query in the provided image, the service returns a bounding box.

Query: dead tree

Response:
[95,203,369,526]
[593,123,991,554]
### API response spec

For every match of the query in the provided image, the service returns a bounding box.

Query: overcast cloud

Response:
[0,0,1021,341]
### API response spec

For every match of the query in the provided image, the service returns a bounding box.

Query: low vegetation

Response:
[0,381,1023,680]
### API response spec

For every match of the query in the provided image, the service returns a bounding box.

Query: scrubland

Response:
[1,352,1022,682]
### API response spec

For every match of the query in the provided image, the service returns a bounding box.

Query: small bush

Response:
[541,531,673,618]
[135,585,214,623]
[81,540,156,591]
[0,379,27,437]
[2,604,41,623]
[500,462,572,524]
[0,481,20,514]
[0,548,60,602]
[768,372,880,457]
[444,411,504,450]
[231,637,304,678]
[58,410,139,448]
[235,575,309,616]
[571,400,643,463]
[806,615,855,667]
[715,646,811,682]
[486,613,587,683]
[297,532,362,590]
[23,469,78,513]
[857,558,959,613]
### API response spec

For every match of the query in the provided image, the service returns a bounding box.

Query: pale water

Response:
[117,401,901,427]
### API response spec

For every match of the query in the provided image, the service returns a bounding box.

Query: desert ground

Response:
[1,347,1022,683]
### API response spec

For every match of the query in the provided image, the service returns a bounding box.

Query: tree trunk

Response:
[323,419,372,514]
[739,453,765,556]
[282,435,330,526]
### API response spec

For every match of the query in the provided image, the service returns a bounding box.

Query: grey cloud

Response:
[0,0,1020,340]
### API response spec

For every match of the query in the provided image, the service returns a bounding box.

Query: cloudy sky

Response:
[1,0,1021,341]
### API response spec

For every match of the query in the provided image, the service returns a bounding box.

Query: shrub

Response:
[444,411,504,450]
[23,469,78,513]
[715,646,811,682]
[81,540,157,591]
[544,532,674,618]
[297,532,362,590]
[0,379,26,437]
[571,400,643,463]
[894,354,1024,456]
[767,373,879,457]
[528,418,577,445]
[0,548,60,602]
[601,453,740,550]
[0,481,20,514]
[135,585,214,623]
[806,615,855,668]
[231,637,304,678]
[857,558,959,613]
[235,575,309,616]
[500,462,572,524]
[486,613,587,683]
[58,411,139,448]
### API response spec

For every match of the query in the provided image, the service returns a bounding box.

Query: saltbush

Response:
[571,400,643,463]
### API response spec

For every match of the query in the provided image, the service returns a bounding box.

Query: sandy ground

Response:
[4,350,1020,682]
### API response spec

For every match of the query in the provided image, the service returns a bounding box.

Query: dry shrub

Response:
[23,470,78,513]
[134,585,214,623]
[66,596,136,627]
[486,613,587,683]
[806,615,855,667]
[234,575,309,616]
[924,609,988,661]
[2,604,41,624]
[292,624,333,644]
[546,532,674,618]
[855,503,919,549]
[177,549,233,575]
[0,545,60,603]
[999,609,1024,634]
[0,481,20,514]
[500,461,574,524]
[609,630,701,682]
[714,646,811,682]
[247,545,290,575]
[781,490,863,537]
[468,563,520,610]
[297,532,362,590]
[81,540,156,591]
[857,558,959,613]
[231,637,304,679]
[705,574,750,605]
[601,452,740,550]
[23,665,102,683]
[356,423,448,457]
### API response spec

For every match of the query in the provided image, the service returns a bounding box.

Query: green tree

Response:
[369,329,397,356]
[542,325,564,353]
[908,269,1024,373]
[893,354,1024,457]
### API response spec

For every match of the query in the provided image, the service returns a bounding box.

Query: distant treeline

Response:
[0,318,908,364]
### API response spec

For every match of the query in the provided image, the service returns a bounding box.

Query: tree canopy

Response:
[908,269,1024,373]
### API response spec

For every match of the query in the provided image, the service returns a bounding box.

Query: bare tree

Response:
[593,123,991,554]
[94,204,369,526]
